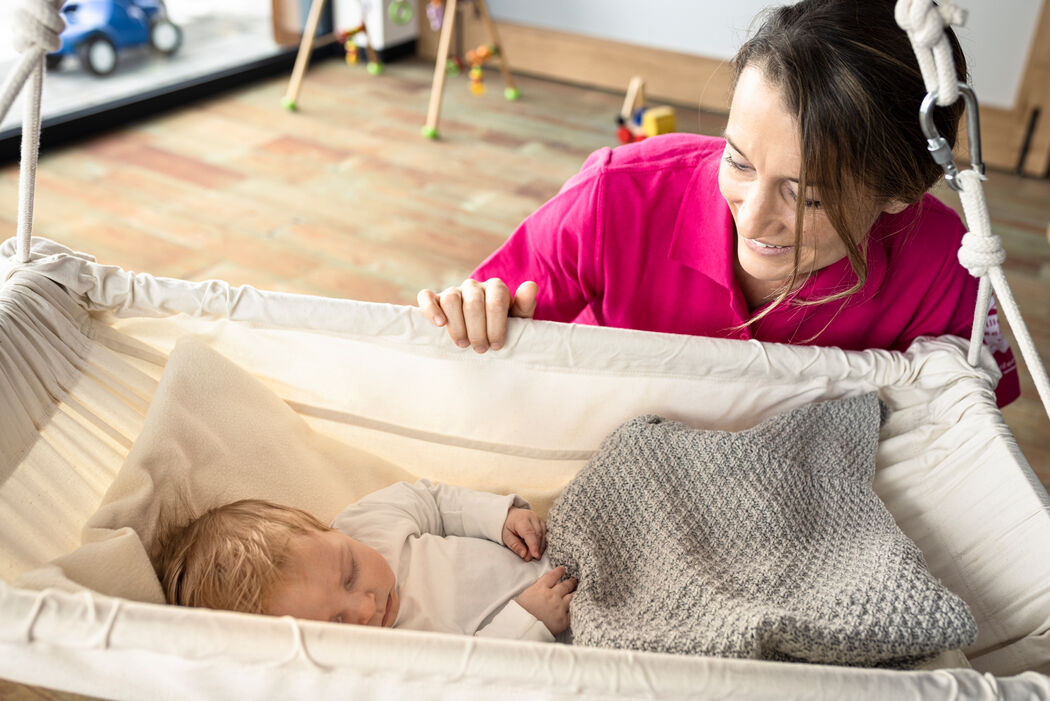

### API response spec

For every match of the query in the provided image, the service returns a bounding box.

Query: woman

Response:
[416,0,1019,407]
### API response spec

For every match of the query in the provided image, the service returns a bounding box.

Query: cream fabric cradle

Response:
[1,238,1050,700]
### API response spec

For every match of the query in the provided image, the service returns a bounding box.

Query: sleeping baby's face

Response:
[264,529,399,627]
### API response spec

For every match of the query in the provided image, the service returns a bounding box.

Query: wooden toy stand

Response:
[620,76,646,126]
[615,75,676,144]
[281,0,380,111]
[422,0,518,139]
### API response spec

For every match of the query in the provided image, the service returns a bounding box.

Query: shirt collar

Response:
[668,151,736,290]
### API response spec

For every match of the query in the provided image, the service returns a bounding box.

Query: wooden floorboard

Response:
[1,56,1048,700]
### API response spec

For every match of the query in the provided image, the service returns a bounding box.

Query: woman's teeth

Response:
[754,241,789,249]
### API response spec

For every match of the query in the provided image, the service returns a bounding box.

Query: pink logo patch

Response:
[983,298,1010,354]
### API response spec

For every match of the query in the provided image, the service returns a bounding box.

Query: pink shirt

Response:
[473,134,1019,407]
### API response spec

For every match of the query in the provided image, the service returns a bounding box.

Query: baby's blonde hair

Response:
[153,499,329,615]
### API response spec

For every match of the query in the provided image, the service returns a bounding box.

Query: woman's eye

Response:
[723,153,749,171]
[787,188,822,209]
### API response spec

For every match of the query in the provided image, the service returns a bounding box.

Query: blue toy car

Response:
[46,0,182,76]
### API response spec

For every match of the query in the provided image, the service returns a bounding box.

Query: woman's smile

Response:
[743,238,793,255]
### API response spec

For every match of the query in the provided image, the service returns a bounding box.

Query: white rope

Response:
[896,0,1050,419]
[956,171,1050,414]
[2,0,64,264]
[271,616,324,669]
[80,591,124,649]
[895,0,966,105]
[20,587,49,642]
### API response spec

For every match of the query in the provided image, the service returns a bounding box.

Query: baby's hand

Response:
[516,566,576,635]
[502,507,546,561]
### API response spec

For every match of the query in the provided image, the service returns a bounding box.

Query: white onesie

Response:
[331,479,555,642]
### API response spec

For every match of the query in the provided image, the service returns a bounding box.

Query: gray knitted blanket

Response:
[546,393,976,667]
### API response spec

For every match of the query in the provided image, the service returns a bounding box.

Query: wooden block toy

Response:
[616,76,676,144]
[642,105,676,137]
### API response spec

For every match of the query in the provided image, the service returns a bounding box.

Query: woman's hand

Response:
[502,506,546,561]
[417,278,538,353]
[516,566,576,635]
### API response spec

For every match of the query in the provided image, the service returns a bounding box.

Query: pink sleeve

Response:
[470,149,610,323]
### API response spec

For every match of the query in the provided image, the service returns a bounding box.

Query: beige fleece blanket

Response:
[17,337,418,603]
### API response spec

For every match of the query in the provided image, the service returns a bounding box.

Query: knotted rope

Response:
[1,0,64,265]
[896,0,1050,417]
[895,0,966,106]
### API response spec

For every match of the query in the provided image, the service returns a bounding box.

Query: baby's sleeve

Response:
[340,479,527,543]
[447,482,530,543]
[475,600,555,643]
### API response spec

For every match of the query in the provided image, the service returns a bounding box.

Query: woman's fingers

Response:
[484,278,512,350]
[511,281,538,319]
[416,288,446,327]
[460,279,493,352]
[417,278,538,352]
[438,286,469,348]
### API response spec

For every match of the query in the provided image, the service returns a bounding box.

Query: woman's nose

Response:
[735,184,780,238]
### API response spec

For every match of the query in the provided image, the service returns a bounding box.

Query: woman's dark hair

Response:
[731,0,968,313]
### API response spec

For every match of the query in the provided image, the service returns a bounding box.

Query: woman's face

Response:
[717,65,898,301]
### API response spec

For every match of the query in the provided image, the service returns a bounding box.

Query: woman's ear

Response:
[882,199,910,215]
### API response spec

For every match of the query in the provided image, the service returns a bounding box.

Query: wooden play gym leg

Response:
[422,0,458,138]
[363,39,381,71]
[474,0,519,100]
[281,0,329,110]
[422,0,520,139]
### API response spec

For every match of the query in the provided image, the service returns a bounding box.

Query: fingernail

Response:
[473,345,488,353]
[456,339,470,348]
[435,315,446,326]
[491,342,502,351]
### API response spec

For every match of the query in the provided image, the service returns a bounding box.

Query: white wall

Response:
[485,0,1042,110]
[486,0,764,60]
[956,1,1043,109]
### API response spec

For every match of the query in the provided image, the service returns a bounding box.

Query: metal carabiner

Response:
[919,82,985,191]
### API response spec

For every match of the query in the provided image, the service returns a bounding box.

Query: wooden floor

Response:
[0,56,1048,699]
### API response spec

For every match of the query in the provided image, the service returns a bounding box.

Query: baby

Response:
[153,479,576,641]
